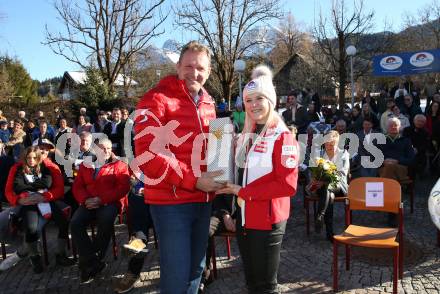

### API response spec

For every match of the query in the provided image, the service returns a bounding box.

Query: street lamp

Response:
[234,59,246,110]
[346,45,357,108]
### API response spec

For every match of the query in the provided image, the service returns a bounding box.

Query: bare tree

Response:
[44,0,167,92]
[313,0,388,108]
[270,12,312,71]
[175,0,282,107]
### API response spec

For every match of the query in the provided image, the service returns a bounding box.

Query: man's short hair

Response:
[179,41,211,64]
[363,117,374,124]
[414,114,426,123]
[335,119,346,127]
[112,107,121,112]
[79,131,92,140]
[98,138,112,148]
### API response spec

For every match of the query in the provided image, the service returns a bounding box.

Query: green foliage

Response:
[0,56,38,103]
[75,67,115,112]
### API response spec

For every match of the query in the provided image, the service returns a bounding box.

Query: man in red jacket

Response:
[71,138,130,283]
[134,41,224,293]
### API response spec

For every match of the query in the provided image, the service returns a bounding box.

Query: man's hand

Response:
[196,171,225,192]
[85,197,102,209]
[223,214,236,232]
[215,183,241,196]
[27,193,45,204]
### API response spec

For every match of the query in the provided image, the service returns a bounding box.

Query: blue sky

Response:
[0,0,433,81]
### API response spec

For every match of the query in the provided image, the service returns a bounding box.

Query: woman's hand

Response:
[215,183,241,196]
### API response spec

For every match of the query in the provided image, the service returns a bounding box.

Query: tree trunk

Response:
[338,32,346,110]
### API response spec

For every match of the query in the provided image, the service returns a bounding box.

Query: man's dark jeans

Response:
[70,204,118,268]
[150,202,211,294]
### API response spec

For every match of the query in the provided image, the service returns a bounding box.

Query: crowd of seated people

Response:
[0,77,437,293]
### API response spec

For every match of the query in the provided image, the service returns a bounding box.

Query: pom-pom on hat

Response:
[243,65,276,107]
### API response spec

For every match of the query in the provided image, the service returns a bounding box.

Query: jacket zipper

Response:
[181,84,211,202]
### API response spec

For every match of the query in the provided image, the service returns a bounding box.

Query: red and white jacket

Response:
[237,121,298,230]
[134,75,216,205]
[5,158,65,206]
[72,158,130,207]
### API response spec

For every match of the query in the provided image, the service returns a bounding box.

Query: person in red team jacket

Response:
[71,138,130,283]
[217,65,299,294]
[134,41,224,294]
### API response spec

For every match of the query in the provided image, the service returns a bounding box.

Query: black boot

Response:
[30,255,44,274]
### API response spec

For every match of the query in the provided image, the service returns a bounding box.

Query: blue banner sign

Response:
[372,49,440,76]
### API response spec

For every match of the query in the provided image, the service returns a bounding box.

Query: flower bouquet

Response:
[307,157,338,192]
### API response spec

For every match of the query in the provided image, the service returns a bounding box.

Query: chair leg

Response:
[42,227,49,266]
[333,241,338,292]
[1,242,6,260]
[437,229,440,247]
[345,245,350,271]
[211,237,217,279]
[226,237,231,260]
[112,225,117,260]
[305,198,310,236]
[393,248,398,294]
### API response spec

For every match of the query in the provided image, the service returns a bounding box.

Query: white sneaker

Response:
[0,252,24,271]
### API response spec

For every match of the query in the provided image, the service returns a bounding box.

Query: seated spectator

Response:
[232,102,245,133]
[216,98,228,117]
[348,105,361,132]
[403,114,430,175]
[5,145,74,273]
[92,110,110,133]
[32,121,55,146]
[354,118,380,177]
[380,98,395,133]
[5,119,26,162]
[379,118,415,181]
[0,120,10,143]
[426,101,440,137]
[79,107,91,123]
[390,104,410,133]
[307,130,349,241]
[55,118,73,145]
[282,90,308,133]
[113,176,152,293]
[103,108,125,156]
[17,110,28,123]
[8,119,14,134]
[362,90,378,114]
[400,95,422,126]
[71,138,130,283]
[306,102,320,124]
[74,115,93,134]
[24,120,37,147]
[32,117,55,140]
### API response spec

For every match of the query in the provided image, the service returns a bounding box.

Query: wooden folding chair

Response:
[333,177,403,294]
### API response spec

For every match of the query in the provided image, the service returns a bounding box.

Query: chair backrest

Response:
[348,177,401,213]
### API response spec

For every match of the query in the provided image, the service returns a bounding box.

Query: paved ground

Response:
[0,173,439,294]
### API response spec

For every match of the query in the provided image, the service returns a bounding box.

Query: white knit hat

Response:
[243,65,276,107]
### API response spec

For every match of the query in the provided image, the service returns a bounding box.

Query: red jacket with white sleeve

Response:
[237,121,298,230]
[134,75,216,205]
[72,157,130,207]
[5,158,65,206]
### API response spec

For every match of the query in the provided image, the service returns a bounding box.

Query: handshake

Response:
[196,170,244,206]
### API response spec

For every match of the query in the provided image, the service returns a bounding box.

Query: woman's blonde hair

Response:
[21,146,43,175]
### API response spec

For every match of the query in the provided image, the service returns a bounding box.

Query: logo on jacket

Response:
[133,109,193,185]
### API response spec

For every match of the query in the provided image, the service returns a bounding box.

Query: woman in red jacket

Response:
[217,65,298,293]
[5,144,73,273]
